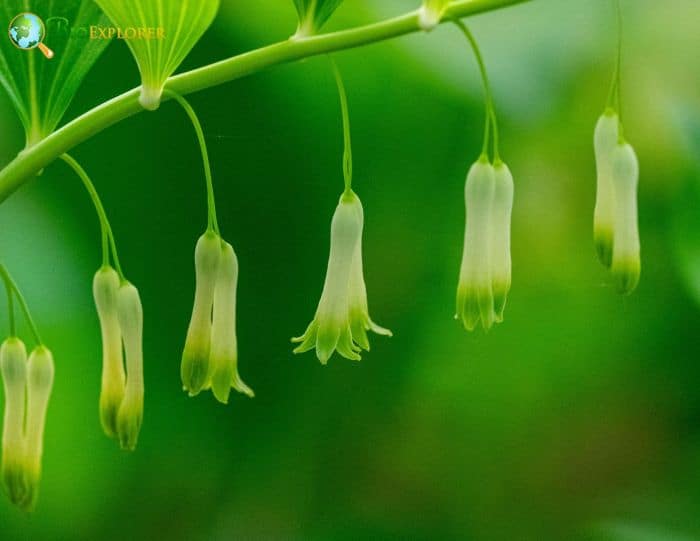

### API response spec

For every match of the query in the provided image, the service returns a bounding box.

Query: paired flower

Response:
[456,157,514,331]
[93,267,144,450]
[94,0,220,110]
[182,232,253,403]
[419,0,450,31]
[293,190,391,364]
[592,111,641,294]
[1,338,54,511]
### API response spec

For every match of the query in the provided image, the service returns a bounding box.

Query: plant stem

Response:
[0,266,16,336]
[329,57,353,194]
[163,90,219,234]
[59,154,124,277]
[453,20,499,161]
[0,263,42,345]
[0,0,530,204]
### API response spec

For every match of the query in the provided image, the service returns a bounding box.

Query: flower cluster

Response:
[181,232,253,403]
[593,109,640,294]
[1,339,54,512]
[293,190,391,363]
[94,268,144,450]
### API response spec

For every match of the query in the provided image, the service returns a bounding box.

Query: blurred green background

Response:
[1,1,700,539]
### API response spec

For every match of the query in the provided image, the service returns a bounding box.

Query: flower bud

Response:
[610,142,641,294]
[418,0,449,31]
[95,0,220,110]
[93,266,125,439]
[490,161,514,321]
[182,232,221,396]
[209,242,254,404]
[1,338,28,506]
[23,346,55,511]
[456,159,496,331]
[593,110,619,267]
[347,196,392,351]
[293,191,363,363]
[116,282,144,451]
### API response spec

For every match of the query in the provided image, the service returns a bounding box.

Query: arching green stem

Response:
[453,20,500,162]
[329,57,353,194]
[0,263,43,345]
[163,90,219,234]
[59,154,124,278]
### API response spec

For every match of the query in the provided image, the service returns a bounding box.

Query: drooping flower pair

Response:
[593,109,640,294]
[1,339,54,511]
[181,232,253,404]
[293,190,391,363]
[94,267,144,450]
[455,157,514,331]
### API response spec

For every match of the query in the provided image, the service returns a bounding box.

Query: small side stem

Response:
[453,20,500,162]
[163,90,220,234]
[329,57,353,194]
[59,154,124,277]
[0,263,42,345]
[0,267,16,336]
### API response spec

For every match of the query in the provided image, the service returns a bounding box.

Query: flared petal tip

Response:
[233,375,255,398]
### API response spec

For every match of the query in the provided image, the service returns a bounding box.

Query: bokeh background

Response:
[1,1,700,539]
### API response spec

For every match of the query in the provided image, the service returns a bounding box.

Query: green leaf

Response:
[0,1,112,146]
[94,0,220,111]
[292,0,344,38]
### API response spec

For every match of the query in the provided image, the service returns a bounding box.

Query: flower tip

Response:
[594,230,614,268]
[612,259,640,295]
[116,397,143,451]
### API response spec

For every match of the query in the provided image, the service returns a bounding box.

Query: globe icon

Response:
[8,12,54,58]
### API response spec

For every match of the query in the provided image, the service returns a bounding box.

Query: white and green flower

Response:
[293,191,364,363]
[456,158,496,331]
[490,161,514,322]
[593,109,619,267]
[610,142,640,294]
[0,337,28,506]
[182,232,221,396]
[93,266,125,439]
[208,241,254,404]
[116,282,144,451]
[22,346,55,510]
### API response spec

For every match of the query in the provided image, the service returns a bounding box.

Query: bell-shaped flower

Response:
[93,266,125,439]
[490,161,514,322]
[456,158,496,331]
[347,197,392,351]
[95,0,220,110]
[418,0,449,31]
[22,346,55,511]
[1,337,28,506]
[116,282,144,451]
[293,191,363,364]
[208,241,254,404]
[182,232,221,396]
[610,142,641,294]
[593,110,619,267]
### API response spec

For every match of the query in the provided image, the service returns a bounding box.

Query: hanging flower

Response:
[293,191,363,364]
[610,142,640,294]
[456,158,496,331]
[418,0,450,31]
[182,232,221,396]
[116,282,144,451]
[208,241,254,404]
[490,161,514,322]
[347,197,392,351]
[593,110,619,267]
[0,337,28,506]
[22,346,55,511]
[93,266,125,438]
[94,0,220,110]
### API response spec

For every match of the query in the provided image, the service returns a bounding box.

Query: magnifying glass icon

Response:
[8,12,55,59]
